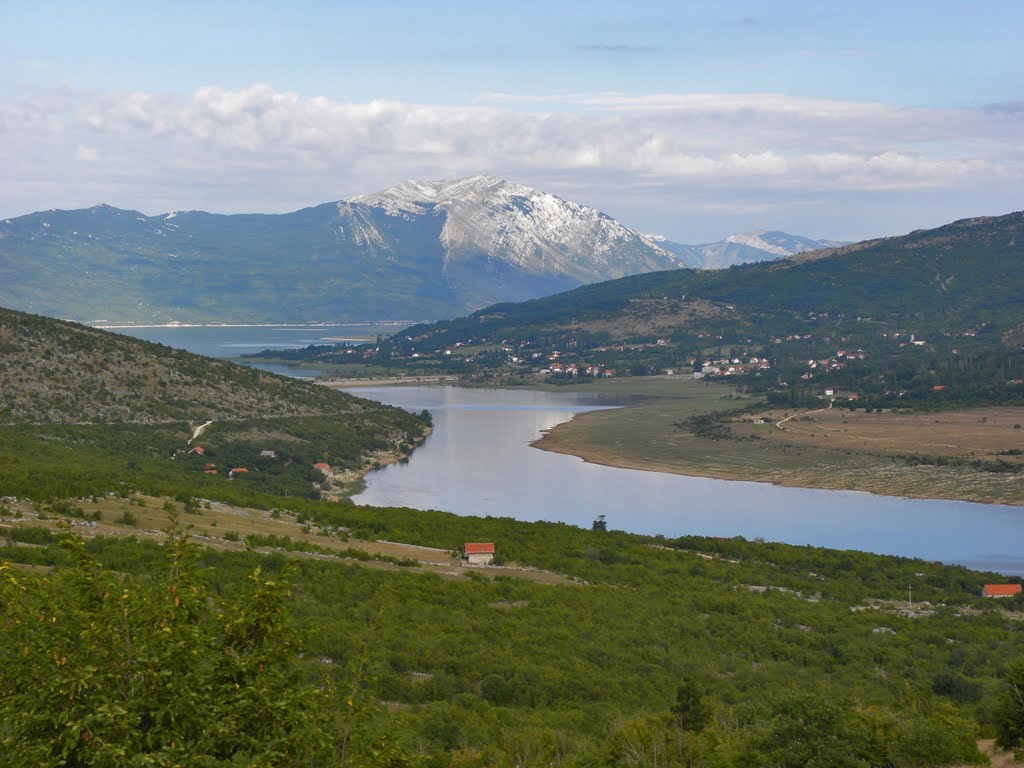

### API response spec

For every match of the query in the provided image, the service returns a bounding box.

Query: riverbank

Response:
[532,389,1024,507]
[322,374,462,388]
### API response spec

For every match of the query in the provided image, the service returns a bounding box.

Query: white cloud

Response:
[1,84,1021,239]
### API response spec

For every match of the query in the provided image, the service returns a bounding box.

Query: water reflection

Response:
[353,386,1024,575]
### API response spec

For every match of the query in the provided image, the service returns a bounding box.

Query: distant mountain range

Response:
[653,230,846,269]
[0,175,841,324]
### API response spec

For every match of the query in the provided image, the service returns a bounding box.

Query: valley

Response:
[7,5,1024,765]
[3,271,1024,764]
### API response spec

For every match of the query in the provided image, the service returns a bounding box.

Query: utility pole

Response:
[908,584,913,608]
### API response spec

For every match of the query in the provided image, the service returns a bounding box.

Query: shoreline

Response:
[324,375,1024,509]
[532,410,1024,509]
[322,375,462,389]
[94,321,418,330]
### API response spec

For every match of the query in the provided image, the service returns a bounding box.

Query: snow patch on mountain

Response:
[347,175,680,281]
[724,231,794,257]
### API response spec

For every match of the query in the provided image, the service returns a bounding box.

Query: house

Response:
[982,584,1022,598]
[313,462,331,473]
[189,445,205,455]
[463,542,495,565]
[228,467,249,478]
[260,450,277,458]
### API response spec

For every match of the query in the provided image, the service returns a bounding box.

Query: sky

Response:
[2,0,1022,242]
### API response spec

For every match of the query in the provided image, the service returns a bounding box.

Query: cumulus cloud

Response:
[1,84,1021,239]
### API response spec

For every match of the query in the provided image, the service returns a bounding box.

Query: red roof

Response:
[465,542,495,555]
[313,463,331,471]
[231,467,249,473]
[983,584,1022,596]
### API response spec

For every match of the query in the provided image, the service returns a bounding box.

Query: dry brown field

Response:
[735,406,1024,464]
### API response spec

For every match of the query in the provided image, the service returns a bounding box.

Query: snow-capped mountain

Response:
[654,230,848,269]
[0,175,842,324]
[346,175,679,288]
[0,176,677,324]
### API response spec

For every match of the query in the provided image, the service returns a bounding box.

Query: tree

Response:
[996,657,1024,750]
[671,675,711,733]
[0,523,334,766]
[592,514,608,532]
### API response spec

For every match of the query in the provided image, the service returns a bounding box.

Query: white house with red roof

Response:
[982,584,1022,598]
[463,542,495,565]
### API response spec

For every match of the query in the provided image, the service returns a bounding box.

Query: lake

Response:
[110,324,363,378]
[352,386,1024,575]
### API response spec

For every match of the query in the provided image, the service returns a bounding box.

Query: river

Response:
[105,326,1024,574]
[352,386,1024,575]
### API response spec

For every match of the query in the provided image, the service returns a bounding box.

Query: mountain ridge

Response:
[1,175,841,324]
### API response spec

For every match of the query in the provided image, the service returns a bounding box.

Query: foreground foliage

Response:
[3,510,1019,766]
[0,524,334,766]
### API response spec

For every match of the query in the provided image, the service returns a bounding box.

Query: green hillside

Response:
[332,211,1024,409]
[0,306,430,500]
[0,203,455,323]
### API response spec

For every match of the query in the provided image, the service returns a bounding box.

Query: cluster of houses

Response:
[187,445,283,479]
[542,362,615,378]
[696,356,772,379]
[798,349,868,380]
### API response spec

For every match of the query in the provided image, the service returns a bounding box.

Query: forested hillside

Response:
[315,211,1024,409]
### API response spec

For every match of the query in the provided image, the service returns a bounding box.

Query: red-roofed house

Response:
[313,463,331,474]
[982,584,1022,598]
[463,542,495,565]
[228,467,249,479]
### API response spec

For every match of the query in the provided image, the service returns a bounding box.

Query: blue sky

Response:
[2,1,1022,241]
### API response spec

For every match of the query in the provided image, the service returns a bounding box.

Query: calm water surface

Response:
[101,327,1024,574]
[111,325,361,378]
[353,386,1024,575]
